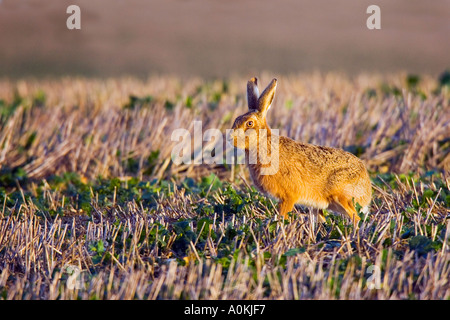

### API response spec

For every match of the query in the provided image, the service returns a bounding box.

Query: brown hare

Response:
[228,77,372,225]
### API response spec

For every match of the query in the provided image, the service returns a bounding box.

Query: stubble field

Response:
[0,72,449,299]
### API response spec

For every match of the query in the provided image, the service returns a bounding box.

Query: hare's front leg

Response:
[277,198,296,220]
[317,209,327,223]
[328,195,361,226]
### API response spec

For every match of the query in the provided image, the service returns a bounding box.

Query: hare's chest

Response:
[247,165,265,192]
[247,165,286,199]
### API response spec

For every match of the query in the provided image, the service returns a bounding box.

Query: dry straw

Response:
[0,73,448,299]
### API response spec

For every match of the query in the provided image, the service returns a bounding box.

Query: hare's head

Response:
[229,77,277,150]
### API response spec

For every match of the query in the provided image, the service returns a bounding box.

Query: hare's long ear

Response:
[257,78,277,117]
[247,77,259,110]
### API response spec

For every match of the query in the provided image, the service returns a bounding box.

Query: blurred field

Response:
[1,0,449,77]
[0,72,449,299]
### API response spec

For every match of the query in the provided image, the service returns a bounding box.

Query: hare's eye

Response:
[246,121,254,127]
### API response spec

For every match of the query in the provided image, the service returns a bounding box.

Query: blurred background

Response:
[0,0,449,78]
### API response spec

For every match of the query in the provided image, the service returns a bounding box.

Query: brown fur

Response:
[229,78,372,225]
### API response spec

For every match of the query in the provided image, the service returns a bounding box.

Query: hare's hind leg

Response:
[328,195,360,226]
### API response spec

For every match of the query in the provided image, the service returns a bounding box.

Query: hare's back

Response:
[279,137,367,182]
